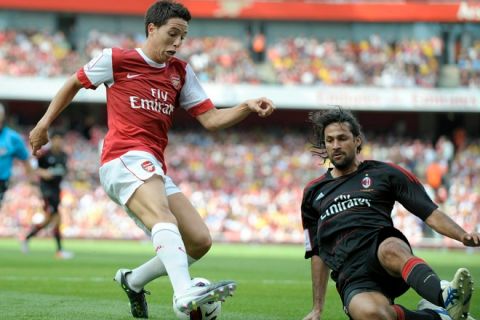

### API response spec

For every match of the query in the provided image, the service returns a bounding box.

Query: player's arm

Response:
[301,187,328,320]
[36,167,54,180]
[424,209,480,247]
[29,74,83,156]
[195,98,275,131]
[31,157,52,180]
[388,162,480,247]
[181,63,274,130]
[303,255,330,320]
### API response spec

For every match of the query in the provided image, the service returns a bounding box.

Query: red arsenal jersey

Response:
[77,48,214,172]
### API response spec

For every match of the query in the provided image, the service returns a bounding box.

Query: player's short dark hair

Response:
[309,106,363,160]
[144,0,191,37]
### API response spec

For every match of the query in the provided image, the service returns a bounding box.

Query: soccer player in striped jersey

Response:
[301,108,478,320]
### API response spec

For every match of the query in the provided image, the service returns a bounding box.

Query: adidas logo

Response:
[315,192,325,201]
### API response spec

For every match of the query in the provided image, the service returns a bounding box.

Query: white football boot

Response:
[173,280,236,314]
[441,268,474,320]
[418,299,453,320]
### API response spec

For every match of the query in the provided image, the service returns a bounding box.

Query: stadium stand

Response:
[0,128,478,247]
[3,29,480,88]
[0,0,479,247]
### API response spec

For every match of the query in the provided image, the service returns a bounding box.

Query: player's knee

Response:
[190,231,212,257]
[350,305,394,320]
[377,237,412,273]
[378,237,410,261]
[184,232,211,259]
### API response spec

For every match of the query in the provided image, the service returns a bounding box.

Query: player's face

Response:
[324,122,360,170]
[146,18,188,63]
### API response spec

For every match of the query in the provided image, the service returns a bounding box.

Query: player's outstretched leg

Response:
[173,280,236,314]
[114,269,150,318]
[418,299,453,320]
[441,268,474,320]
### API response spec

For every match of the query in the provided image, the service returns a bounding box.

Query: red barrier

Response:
[0,0,479,22]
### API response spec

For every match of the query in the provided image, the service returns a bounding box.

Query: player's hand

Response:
[245,97,275,117]
[302,309,321,320]
[462,232,480,246]
[29,123,49,156]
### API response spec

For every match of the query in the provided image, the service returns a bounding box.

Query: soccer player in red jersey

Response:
[301,108,479,320]
[29,1,274,318]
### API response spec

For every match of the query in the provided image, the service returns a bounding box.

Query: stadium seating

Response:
[2,29,479,88]
[1,129,478,246]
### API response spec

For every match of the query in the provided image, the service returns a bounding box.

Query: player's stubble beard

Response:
[330,151,356,171]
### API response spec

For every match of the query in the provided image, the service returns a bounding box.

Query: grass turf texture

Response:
[0,239,478,319]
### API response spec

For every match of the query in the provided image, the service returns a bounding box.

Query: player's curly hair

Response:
[144,0,191,37]
[309,106,363,161]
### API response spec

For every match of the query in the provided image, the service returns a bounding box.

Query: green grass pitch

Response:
[0,238,478,319]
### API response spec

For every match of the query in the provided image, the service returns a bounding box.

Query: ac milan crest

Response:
[361,175,372,188]
[170,75,181,90]
[141,160,155,172]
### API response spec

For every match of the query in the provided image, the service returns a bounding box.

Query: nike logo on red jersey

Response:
[127,73,141,79]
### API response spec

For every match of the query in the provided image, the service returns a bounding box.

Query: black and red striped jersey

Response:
[301,160,437,271]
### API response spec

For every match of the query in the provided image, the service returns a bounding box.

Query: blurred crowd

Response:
[1,29,480,88]
[266,35,442,87]
[0,127,478,247]
[457,40,480,88]
[0,29,80,77]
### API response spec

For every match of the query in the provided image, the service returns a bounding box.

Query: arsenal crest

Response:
[170,75,181,90]
[141,160,155,172]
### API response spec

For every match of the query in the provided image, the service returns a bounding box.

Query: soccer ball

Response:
[173,278,222,320]
[31,212,46,225]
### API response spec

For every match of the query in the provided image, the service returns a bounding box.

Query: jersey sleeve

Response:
[301,188,320,259]
[179,64,214,117]
[76,48,114,89]
[388,163,438,221]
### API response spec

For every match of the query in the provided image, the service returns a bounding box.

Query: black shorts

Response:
[0,180,9,204]
[43,191,61,214]
[335,227,411,314]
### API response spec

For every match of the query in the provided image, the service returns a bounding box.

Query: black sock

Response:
[53,227,62,251]
[401,257,444,307]
[393,305,442,320]
[26,226,41,239]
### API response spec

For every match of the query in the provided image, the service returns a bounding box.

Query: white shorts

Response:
[99,150,181,234]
